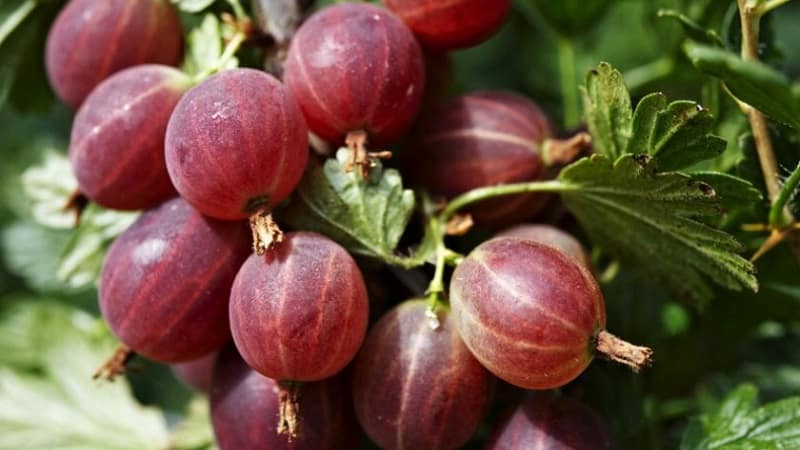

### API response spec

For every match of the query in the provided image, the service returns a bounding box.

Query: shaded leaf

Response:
[1,221,70,293]
[21,151,78,229]
[525,0,613,36]
[559,154,758,303]
[658,9,724,47]
[280,149,415,266]
[684,42,800,130]
[168,397,219,450]
[690,172,763,213]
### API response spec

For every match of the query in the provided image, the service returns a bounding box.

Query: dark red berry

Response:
[352,300,494,450]
[450,237,653,389]
[383,0,510,51]
[284,3,425,146]
[229,232,369,382]
[497,224,589,267]
[405,91,553,227]
[211,346,362,450]
[46,0,183,109]
[99,198,250,363]
[165,69,309,221]
[172,350,218,393]
[485,394,612,450]
[70,65,189,211]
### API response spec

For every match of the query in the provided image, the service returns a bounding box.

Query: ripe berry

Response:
[70,65,190,211]
[405,91,553,227]
[450,237,653,389]
[383,0,510,51]
[497,224,589,267]
[211,346,361,450]
[172,351,218,393]
[352,300,494,450]
[284,3,425,146]
[99,198,250,363]
[486,395,612,450]
[229,232,369,381]
[165,69,309,221]
[46,0,183,109]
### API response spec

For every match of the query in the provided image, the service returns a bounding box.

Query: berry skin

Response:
[450,237,652,389]
[352,300,494,450]
[70,65,189,211]
[210,346,362,450]
[165,69,309,221]
[405,91,553,227]
[46,0,183,109]
[172,351,218,393]
[497,224,590,267]
[229,232,369,382]
[99,198,250,363]
[284,3,425,146]
[485,395,612,450]
[383,0,510,51]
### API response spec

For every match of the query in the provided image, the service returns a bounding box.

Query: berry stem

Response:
[594,330,653,373]
[63,189,89,227]
[92,344,134,381]
[250,210,284,255]
[440,180,572,223]
[277,381,302,440]
[541,132,592,168]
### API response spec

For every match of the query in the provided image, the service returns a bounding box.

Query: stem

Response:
[92,344,133,381]
[440,180,571,222]
[225,0,248,22]
[595,330,653,372]
[277,381,301,440]
[0,0,36,44]
[557,35,580,129]
[194,30,247,83]
[770,162,800,227]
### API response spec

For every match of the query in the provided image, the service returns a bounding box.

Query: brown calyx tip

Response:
[277,382,302,440]
[595,330,654,373]
[63,190,89,228]
[344,130,392,179]
[250,210,284,255]
[543,132,593,167]
[92,344,134,382]
[445,213,474,236]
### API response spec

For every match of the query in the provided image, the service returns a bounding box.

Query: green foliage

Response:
[280,149,416,266]
[171,0,216,13]
[681,384,800,449]
[684,42,800,130]
[182,13,238,77]
[0,301,170,450]
[559,154,758,303]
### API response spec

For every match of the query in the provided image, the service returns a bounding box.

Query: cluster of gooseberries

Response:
[48,0,652,448]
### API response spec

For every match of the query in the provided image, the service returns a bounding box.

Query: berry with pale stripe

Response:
[383,0,510,51]
[210,346,361,450]
[486,394,612,450]
[46,0,183,109]
[450,237,653,390]
[70,65,190,210]
[284,3,425,146]
[404,91,553,228]
[99,198,250,363]
[352,300,494,450]
[229,231,369,382]
[165,68,308,221]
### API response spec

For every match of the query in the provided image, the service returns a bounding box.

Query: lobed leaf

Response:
[280,149,415,265]
[581,63,633,161]
[559,154,758,303]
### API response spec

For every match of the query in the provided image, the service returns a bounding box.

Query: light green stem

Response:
[225,0,248,21]
[770,163,800,227]
[193,31,246,83]
[557,35,580,129]
[440,180,571,222]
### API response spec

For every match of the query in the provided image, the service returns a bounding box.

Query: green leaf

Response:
[690,172,764,213]
[525,0,612,36]
[581,63,633,161]
[684,42,800,130]
[170,0,216,13]
[168,397,218,450]
[628,95,727,171]
[657,9,724,47]
[0,300,170,450]
[182,13,237,77]
[681,384,800,449]
[559,154,758,303]
[280,149,415,265]
[1,221,71,293]
[21,151,78,229]
[57,204,138,288]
